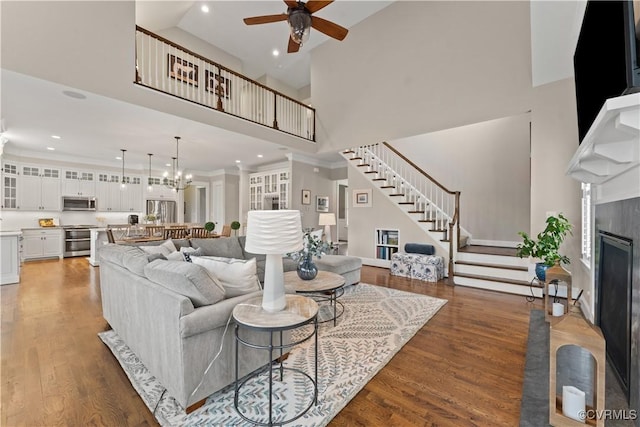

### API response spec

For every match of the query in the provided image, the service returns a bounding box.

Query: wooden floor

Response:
[1,258,542,426]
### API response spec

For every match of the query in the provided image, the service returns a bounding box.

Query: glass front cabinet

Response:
[249,169,290,211]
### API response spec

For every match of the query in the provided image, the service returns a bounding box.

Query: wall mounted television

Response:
[573,0,640,143]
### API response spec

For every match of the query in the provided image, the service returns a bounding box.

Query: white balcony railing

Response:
[135,26,315,141]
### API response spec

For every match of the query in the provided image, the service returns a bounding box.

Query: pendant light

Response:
[163,136,192,191]
[120,149,127,190]
[147,153,153,192]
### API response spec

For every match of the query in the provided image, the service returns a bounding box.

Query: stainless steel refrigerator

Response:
[146,200,176,224]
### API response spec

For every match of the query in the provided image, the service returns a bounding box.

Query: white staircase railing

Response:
[345,142,469,280]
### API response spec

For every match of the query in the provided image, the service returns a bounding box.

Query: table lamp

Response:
[318,212,336,243]
[245,210,303,312]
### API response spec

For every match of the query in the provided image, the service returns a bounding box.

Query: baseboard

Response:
[468,239,519,248]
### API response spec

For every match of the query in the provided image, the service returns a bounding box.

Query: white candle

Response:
[552,302,565,317]
[562,385,586,423]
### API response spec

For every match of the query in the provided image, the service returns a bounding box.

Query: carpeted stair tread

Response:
[456,260,528,272]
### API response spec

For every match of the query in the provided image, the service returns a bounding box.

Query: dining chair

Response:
[163,227,188,239]
[106,229,115,244]
[189,227,210,238]
[220,224,231,237]
[146,225,165,238]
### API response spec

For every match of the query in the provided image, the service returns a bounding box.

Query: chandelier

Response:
[163,136,192,191]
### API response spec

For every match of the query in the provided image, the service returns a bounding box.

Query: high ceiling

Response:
[136,1,393,90]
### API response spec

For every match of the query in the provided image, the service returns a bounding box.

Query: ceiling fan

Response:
[243,0,348,53]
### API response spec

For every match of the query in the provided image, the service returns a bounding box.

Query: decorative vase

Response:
[297,254,318,280]
[535,262,549,282]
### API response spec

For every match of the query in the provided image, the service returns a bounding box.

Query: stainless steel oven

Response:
[63,226,96,257]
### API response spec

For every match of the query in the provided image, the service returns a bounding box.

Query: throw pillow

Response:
[144,260,225,307]
[191,256,261,298]
[166,251,185,261]
[181,247,204,262]
[139,239,177,256]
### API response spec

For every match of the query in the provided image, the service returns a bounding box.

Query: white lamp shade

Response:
[245,210,303,254]
[318,213,336,226]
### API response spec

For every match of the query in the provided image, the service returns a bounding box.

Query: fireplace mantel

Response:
[567,93,640,185]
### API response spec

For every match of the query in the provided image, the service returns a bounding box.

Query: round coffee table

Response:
[284,270,346,326]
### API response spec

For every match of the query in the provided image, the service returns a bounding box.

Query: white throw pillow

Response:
[191,256,261,298]
[139,239,177,257]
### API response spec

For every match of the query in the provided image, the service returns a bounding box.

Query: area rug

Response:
[99,283,447,426]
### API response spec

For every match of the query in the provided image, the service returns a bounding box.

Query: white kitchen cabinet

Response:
[22,228,63,261]
[95,173,142,212]
[249,168,290,210]
[144,177,178,201]
[19,165,61,211]
[0,231,21,285]
[63,169,96,196]
[2,161,19,210]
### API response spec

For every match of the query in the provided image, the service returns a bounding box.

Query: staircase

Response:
[344,142,541,298]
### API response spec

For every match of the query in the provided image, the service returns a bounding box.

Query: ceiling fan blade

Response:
[305,1,333,13]
[311,16,348,41]
[284,0,299,8]
[288,36,301,53]
[243,14,288,25]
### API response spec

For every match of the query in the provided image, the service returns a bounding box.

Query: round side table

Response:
[284,271,346,326]
[233,295,318,426]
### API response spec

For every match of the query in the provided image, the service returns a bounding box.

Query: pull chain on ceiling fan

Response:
[243,0,348,53]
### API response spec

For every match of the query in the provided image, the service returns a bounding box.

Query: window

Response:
[581,183,592,264]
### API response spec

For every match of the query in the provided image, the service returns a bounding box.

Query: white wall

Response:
[530,78,588,308]
[311,1,532,153]
[289,160,337,232]
[391,113,531,243]
[347,164,445,262]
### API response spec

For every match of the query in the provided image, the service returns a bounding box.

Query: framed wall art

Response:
[205,70,231,99]
[301,189,311,205]
[316,196,329,212]
[168,54,198,86]
[352,189,372,208]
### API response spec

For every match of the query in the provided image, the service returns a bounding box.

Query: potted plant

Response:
[143,214,157,224]
[516,213,573,281]
[287,229,333,280]
[230,221,241,236]
[204,221,216,235]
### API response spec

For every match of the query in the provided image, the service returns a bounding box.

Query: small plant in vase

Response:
[204,221,216,235]
[143,214,157,224]
[230,221,241,236]
[516,213,573,281]
[287,229,333,280]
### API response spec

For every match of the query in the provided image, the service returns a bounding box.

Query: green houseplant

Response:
[516,213,573,281]
[204,221,216,234]
[230,221,241,236]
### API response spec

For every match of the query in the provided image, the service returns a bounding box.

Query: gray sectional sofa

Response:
[99,236,361,411]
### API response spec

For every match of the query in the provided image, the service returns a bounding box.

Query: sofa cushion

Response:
[144,259,226,307]
[139,239,177,256]
[191,237,244,260]
[191,256,261,298]
[315,255,362,274]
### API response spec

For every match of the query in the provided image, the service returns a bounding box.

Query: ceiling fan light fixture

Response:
[288,9,311,45]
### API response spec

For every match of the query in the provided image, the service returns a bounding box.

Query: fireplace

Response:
[595,198,640,426]
[596,231,633,399]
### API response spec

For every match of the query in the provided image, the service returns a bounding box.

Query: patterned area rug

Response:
[99,283,447,426]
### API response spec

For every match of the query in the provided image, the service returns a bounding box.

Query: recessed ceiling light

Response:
[116,156,122,160]
[272,49,279,57]
[201,4,209,13]
[235,160,241,163]
[51,135,61,139]
[165,163,171,167]
[47,147,55,151]
[257,154,263,158]
[62,90,86,100]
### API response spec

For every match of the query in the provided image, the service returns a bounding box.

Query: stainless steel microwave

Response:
[62,196,97,211]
